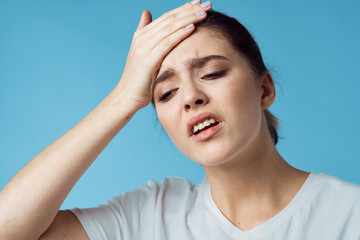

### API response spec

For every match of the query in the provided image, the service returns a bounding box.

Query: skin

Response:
[154,29,265,166]
[154,29,309,230]
[0,1,308,238]
[0,2,212,239]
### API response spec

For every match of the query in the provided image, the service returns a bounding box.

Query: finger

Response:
[148,1,194,27]
[136,10,152,30]
[139,1,207,35]
[148,2,211,49]
[147,25,196,92]
[151,24,195,70]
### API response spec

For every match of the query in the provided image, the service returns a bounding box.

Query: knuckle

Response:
[161,37,173,50]
[165,14,176,30]
[184,1,194,9]
[161,11,170,19]
[164,12,174,22]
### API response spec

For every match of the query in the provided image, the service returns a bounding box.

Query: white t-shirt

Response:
[71,172,360,239]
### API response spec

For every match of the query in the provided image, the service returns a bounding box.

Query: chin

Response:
[184,141,247,167]
[197,158,231,167]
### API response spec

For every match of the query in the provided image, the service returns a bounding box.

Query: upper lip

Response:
[187,111,222,136]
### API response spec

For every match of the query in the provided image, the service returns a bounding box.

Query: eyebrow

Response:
[152,55,229,92]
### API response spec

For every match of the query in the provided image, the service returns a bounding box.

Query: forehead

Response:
[159,29,237,72]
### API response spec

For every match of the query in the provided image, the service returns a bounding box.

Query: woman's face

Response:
[153,29,268,167]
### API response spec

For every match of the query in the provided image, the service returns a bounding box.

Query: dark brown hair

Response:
[195,10,279,145]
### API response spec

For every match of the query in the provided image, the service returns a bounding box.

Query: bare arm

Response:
[0,2,211,239]
[0,86,138,240]
[39,211,89,240]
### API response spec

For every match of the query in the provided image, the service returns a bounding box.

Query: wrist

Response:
[96,84,150,128]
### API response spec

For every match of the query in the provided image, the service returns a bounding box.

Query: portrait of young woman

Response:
[1,0,360,239]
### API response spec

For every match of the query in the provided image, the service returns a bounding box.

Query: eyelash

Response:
[201,70,227,80]
[158,88,178,102]
[158,70,227,102]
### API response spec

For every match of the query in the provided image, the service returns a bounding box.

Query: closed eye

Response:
[157,70,226,102]
[158,88,178,102]
[201,70,227,80]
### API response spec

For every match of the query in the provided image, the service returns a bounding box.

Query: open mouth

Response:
[193,118,219,135]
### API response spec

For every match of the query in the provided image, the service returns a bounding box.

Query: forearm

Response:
[0,1,213,238]
[0,86,138,240]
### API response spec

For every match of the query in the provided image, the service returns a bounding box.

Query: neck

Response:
[202,124,308,230]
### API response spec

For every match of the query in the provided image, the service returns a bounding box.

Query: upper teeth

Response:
[193,118,217,133]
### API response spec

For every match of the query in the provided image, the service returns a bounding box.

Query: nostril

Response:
[195,99,203,105]
[184,99,204,110]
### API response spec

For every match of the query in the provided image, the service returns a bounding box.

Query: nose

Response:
[183,82,208,111]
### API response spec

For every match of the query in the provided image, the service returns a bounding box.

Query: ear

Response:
[260,72,276,109]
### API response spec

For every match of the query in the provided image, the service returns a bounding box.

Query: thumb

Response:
[137,10,152,30]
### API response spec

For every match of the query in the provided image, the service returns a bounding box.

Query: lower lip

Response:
[191,123,222,142]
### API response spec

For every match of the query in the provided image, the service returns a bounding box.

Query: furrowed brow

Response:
[185,55,229,68]
[152,55,229,94]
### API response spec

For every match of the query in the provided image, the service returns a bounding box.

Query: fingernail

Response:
[195,10,205,16]
[185,23,194,30]
[190,0,200,5]
[200,1,211,8]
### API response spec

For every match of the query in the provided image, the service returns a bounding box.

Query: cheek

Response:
[216,77,254,106]
[218,76,262,127]
[156,104,182,142]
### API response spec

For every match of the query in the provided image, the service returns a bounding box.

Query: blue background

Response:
[1,0,359,210]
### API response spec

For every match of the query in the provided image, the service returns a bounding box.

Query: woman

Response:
[1,1,360,239]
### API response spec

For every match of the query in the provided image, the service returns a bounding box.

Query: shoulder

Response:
[310,172,360,197]
[147,176,198,190]
[130,177,199,194]
[301,172,360,237]
[306,172,360,217]
[142,177,201,200]
[70,177,203,239]
[108,177,202,206]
